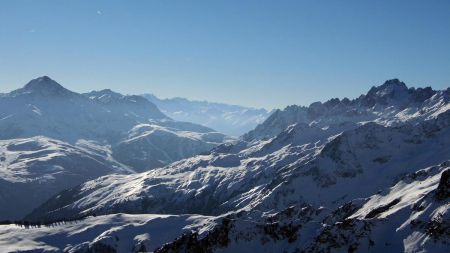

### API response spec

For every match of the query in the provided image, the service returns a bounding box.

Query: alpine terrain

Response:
[0,76,228,220]
[1,79,448,253]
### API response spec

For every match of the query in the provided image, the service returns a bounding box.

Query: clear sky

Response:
[1,0,449,109]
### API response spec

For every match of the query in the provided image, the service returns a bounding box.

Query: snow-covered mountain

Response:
[26,105,450,220]
[0,76,228,172]
[0,136,134,220]
[142,94,271,136]
[0,76,167,143]
[154,161,449,253]
[244,79,447,141]
[111,123,227,170]
[17,79,450,252]
[0,76,229,220]
[4,161,449,252]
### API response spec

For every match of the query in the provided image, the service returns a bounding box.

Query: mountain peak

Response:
[360,79,410,107]
[380,78,407,89]
[368,79,408,97]
[18,76,73,97]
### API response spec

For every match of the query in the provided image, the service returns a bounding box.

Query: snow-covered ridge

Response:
[154,162,449,253]
[0,76,228,169]
[26,108,450,223]
[5,161,449,253]
[1,77,166,143]
[0,136,134,220]
[244,79,449,141]
[0,76,230,221]
[112,123,229,170]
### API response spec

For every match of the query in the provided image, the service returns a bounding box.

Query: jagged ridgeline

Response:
[1,79,450,253]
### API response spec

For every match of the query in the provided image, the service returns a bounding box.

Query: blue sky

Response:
[1,0,449,109]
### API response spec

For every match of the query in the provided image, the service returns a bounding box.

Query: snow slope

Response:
[0,213,214,253]
[112,123,228,170]
[143,94,271,136]
[156,161,450,253]
[5,162,449,253]
[0,136,134,220]
[26,108,450,222]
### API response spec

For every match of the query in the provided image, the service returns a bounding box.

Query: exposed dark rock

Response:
[436,169,450,200]
[424,213,450,241]
[155,217,232,253]
[365,198,401,219]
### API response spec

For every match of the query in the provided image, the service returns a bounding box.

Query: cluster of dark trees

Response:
[0,213,97,229]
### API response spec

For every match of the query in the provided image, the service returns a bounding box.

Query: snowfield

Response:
[0,136,134,220]
[0,213,214,253]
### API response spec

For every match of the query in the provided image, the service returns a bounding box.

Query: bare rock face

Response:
[436,169,450,200]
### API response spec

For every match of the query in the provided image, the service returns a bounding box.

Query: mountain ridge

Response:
[0,76,229,220]
[244,79,448,141]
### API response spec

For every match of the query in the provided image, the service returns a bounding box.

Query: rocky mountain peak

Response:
[359,79,410,107]
[367,79,408,98]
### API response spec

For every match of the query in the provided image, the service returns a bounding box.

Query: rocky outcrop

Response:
[436,169,450,200]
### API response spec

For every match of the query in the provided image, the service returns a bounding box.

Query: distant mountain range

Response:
[10,79,449,253]
[142,94,272,136]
